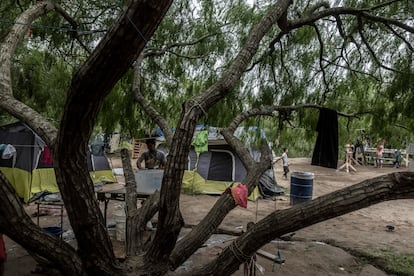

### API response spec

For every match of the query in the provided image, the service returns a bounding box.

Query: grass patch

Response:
[322,241,414,276]
[369,246,414,276]
[382,253,414,276]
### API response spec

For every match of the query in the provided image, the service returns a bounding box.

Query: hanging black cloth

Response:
[311,108,338,169]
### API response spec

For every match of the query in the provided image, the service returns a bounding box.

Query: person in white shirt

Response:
[273,147,289,180]
[281,148,289,179]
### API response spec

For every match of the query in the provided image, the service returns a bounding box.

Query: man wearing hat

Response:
[136,139,167,169]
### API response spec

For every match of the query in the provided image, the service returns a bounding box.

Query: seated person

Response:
[136,139,166,169]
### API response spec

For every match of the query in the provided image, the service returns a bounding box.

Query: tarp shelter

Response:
[157,126,283,200]
[0,122,116,202]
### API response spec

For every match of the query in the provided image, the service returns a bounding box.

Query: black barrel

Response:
[290,172,314,205]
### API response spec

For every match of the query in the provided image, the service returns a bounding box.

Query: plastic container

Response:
[134,169,163,195]
[114,210,126,241]
[290,172,314,205]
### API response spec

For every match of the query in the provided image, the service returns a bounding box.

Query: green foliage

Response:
[3,0,414,154]
[290,26,316,45]
[11,48,71,124]
[262,108,319,158]
[0,2,27,40]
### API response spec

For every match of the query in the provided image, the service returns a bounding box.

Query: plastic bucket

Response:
[290,172,314,205]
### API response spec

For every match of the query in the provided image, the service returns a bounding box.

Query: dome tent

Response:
[0,122,115,202]
[156,125,284,200]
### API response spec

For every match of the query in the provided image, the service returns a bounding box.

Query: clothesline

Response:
[2,144,41,148]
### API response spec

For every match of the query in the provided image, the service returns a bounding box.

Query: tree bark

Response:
[144,110,193,272]
[169,127,272,269]
[121,149,138,256]
[121,148,160,257]
[191,172,414,275]
[2,0,412,275]
[52,1,173,275]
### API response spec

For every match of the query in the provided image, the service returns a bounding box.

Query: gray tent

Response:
[0,122,116,202]
[157,126,284,199]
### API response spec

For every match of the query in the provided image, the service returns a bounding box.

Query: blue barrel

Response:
[290,172,314,205]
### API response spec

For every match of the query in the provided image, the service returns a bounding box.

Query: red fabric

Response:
[231,183,248,208]
[0,234,6,262]
[41,146,53,165]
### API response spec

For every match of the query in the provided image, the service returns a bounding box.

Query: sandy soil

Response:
[3,157,413,275]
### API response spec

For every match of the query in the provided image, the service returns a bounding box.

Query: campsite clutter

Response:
[1,121,412,275]
[98,125,284,240]
[2,117,410,275]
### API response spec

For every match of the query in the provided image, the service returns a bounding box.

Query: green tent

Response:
[157,126,284,200]
[0,122,115,202]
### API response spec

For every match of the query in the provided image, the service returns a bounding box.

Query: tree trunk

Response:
[144,111,196,272]
[52,1,173,275]
[143,1,293,270]
[121,149,138,256]
[0,1,174,274]
[121,149,160,256]
[170,129,272,269]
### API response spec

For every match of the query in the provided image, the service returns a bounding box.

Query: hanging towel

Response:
[311,108,338,169]
[41,146,53,165]
[193,130,208,153]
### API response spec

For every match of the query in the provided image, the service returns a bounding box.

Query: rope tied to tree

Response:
[228,240,251,263]
[183,99,207,118]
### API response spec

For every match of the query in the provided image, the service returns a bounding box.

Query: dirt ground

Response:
[3,157,414,275]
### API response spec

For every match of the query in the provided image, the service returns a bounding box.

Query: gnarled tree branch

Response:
[0,1,57,147]
[192,171,414,275]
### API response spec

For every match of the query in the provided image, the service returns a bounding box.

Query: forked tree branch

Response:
[144,32,220,58]
[54,4,92,54]
[228,104,354,131]
[357,16,404,74]
[384,23,414,52]
[250,2,412,77]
